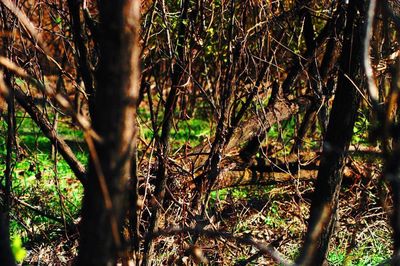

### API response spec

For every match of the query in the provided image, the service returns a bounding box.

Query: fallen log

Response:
[235,97,311,162]
[227,99,298,151]
[210,152,319,189]
[192,97,312,164]
[187,152,371,190]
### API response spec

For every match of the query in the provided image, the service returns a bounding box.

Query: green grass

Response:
[0,106,389,265]
[11,235,27,263]
[328,241,390,266]
[0,112,86,249]
[138,106,212,148]
[208,184,390,265]
[171,118,211,147]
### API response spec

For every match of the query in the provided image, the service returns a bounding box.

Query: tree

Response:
[75,0,140,265]
[295,1,365,264]
[0,213,15,266]
[0,0,400,264]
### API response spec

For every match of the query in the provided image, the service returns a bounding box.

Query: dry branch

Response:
[14,89,87,184]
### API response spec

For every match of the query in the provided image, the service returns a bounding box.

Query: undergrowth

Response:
[0,108,391,265]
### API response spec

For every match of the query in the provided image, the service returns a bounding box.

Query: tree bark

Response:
[75,0,140,265]
[0,213,15,266]
[0,72,16,266]
[189,151,366,190]
[0,8,17,265]
[295,1,365,265]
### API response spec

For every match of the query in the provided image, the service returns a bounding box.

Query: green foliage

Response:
[53,16,62,25]
[210,187,254,207]
[328,247,346,265]
[352,111,371,145]
[11,235,27,263]
[138,104,211,148]
[210,188,228,205]
[264,202,285,228]
[14,78,25,86]
[327,238,391,265]
[268,116,297,143]
[171,118,211,147]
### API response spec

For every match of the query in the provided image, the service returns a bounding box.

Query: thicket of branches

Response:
[0,0,400,265]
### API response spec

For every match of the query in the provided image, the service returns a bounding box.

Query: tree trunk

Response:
[0,213,14,266]
[75,0,140,265]
[295,1,365,265]
[0,8,16,265]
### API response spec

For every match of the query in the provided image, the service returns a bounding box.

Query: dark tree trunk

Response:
[1,74,15,266]
[381,2,400,262]
[0,7,16,265]
[75,0,140,265]
[0,73,16,266]
[295,1,365,265]
[0,213,14,266]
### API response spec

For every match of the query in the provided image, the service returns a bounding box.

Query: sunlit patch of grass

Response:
[328,247,347,265]
[6,150,84,242]
[11,234,27,263]
[138,114,211,148]
[0,112,86,247]
[209,187,257,210]
[263,202,286,228]
[328,244,390,266]
[210,188,229,204]
[171,118,211,148]
[268,116,297,143]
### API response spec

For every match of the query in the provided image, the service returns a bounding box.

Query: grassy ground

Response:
[0,111,86,263]
[0,108,392,265]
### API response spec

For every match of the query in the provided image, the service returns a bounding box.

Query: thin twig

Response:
[0,0,49,54]
[0,56,100,142]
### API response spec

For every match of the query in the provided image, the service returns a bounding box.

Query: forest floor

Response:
[0,110,393,265]
[20,169,392,265]
[148,164,392,265]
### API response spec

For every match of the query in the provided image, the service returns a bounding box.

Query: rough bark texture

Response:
[1,73,15,266]
[189,96,312,191]
[191,152,366,190]
[192,97,311,162]
[0,9,16,265]
[385,145,400,264]
[295,1,364,265]
[237,97,311,163]
[232,98,302,150]
[76,0,140,265]
[0,212,15,266]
